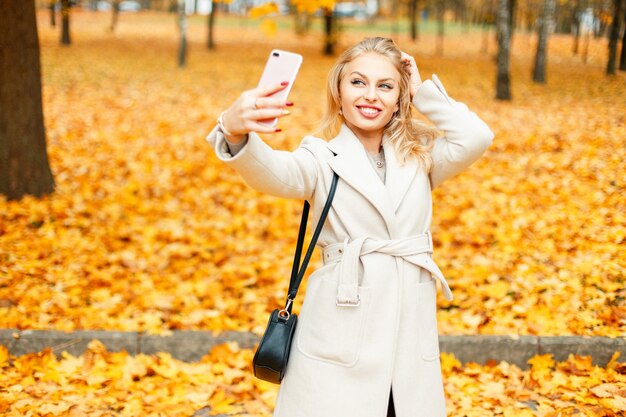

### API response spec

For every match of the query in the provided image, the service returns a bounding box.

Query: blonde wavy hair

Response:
[316,37,439,169]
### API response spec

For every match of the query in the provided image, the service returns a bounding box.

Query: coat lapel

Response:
[383,138,419,213]
[327,124,397,234]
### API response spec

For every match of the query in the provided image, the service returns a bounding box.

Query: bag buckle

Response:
[336,294,360,307]
[278,297,294,320]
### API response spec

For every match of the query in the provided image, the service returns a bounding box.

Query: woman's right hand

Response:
[399,51,422,102]
[220,81,294,143]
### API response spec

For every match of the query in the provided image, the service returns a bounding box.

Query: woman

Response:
[206,37,494,417]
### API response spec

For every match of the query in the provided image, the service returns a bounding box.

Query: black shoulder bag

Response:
[252,171,339,384]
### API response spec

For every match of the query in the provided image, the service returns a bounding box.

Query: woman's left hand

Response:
[400,52,422,101]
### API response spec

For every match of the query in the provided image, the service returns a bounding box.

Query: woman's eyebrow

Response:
[350,71,396,82]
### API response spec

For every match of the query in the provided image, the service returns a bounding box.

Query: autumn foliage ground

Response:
[0,9,625,416]
[1,10,623,336]
[1,341,625,416]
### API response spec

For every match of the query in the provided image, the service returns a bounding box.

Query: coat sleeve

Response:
[205,125,318,200]
[412,74,494,189]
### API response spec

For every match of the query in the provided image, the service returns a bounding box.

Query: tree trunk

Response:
[323,8,335,56]
[60,0,70,45]
[295,11,313,35]
[607,0,623,74]
[436,0,445,55]
[0,0,55,200]
[532,0,556,83]
[496,0,512,100]
[582,29,590,63]
[572,0,580,54]
[110,0,120,32]
[508,0,516,47]
[49,0,56,27]
[178,0,187,66]
[410,0,419,41]
[619,5,626,71]
[208,1,217,49]
[508,0,516,29]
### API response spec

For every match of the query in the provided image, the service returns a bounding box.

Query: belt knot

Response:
[322,231,453,303]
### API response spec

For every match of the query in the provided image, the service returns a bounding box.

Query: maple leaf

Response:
[0,345,9,368]
[249,2,279,18]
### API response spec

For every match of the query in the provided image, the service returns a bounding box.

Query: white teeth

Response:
[360,107,379,115]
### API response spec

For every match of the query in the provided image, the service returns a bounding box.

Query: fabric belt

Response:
[322,231,454,303]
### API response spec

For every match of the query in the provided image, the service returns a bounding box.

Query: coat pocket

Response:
[297,276,371,367]
[416,278,441,361]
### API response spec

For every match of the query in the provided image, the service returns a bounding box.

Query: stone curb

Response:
[1,329,623,369]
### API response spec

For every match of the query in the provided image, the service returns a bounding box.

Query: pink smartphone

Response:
[256,49,303,128]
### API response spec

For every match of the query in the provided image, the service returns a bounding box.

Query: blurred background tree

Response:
[37,0,626,75]
[178,0,188,66]
[496,0,512,99]
[607,0,624,73]
[0,0,55,200]
[60,0,72,44]
[532,0,556,83]
[4,0,623,199]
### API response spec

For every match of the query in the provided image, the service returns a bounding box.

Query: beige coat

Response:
[206,74,494,417]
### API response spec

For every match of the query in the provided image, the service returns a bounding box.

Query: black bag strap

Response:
[283,171,339,314]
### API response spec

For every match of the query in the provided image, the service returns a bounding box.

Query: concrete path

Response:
[1,329,623,369]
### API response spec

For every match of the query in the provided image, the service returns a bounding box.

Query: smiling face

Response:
[339,53,401,144]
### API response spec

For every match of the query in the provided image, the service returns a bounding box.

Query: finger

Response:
[400,52,414,62]
[255,81,289,98]
[249,121,285,134]
[255,96,294,109]
[401,58,417,73]
[251,108,291,120]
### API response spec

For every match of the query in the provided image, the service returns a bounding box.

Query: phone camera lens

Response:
[273,52,279,57]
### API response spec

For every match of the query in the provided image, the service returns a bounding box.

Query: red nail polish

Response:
[281,81,289,86]
[275,128,282,132]
[286,102,294,107]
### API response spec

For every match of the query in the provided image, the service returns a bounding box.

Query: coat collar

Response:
[327,123,419,236]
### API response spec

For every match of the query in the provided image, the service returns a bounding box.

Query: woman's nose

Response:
[364,86,378,101]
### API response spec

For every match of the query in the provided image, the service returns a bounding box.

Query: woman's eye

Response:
[380,83,393,89]
[351,79,365,86]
